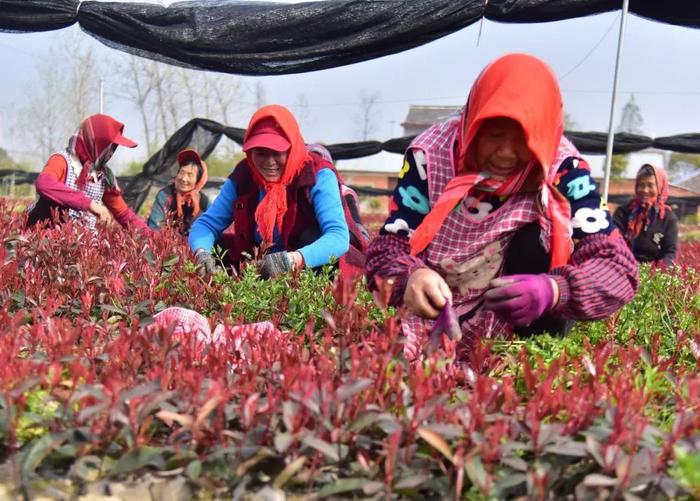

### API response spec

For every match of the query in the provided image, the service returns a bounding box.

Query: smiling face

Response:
[174,163,199,193]
[636,174,659,201]
[250,147,289,182]
[472,117,534,181]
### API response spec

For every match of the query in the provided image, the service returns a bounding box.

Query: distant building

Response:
[677,171,700,195]
[401,105,462,136]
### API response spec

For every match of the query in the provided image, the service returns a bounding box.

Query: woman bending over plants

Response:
[365,53,639,359]
[189,105,366,279]
[27,114,148,232]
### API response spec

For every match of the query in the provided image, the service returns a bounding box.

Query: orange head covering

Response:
[174,149,208,219]
[243,105,310,245]
[409,53,572,269]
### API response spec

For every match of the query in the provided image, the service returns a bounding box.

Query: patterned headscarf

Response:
[68,114,137,191]
[243,105,310,245]
[626,164,671,239]
[409,53,572,269]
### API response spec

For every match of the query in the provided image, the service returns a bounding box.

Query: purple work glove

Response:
[482,274,555,326]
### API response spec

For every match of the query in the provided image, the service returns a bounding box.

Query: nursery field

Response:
[1,197,700,500]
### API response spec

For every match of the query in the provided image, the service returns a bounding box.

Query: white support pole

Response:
[99,79,105,114]
[602,0,630,205]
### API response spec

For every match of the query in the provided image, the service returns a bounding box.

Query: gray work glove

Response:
[257,251,293,279]
[195,250,217,276]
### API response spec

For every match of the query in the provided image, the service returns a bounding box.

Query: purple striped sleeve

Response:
[365,233,427,307]
[550,231,639,320]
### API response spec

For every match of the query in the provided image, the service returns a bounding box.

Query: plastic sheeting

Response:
[1,1,699,75]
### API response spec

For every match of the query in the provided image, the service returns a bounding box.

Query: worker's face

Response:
[250,147,289,182]
[174,163,199,193]
[97,144,117,168]
[636,175,659,201]
[473,117,534,181]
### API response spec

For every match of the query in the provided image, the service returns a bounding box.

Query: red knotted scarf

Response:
[244,105,310,245]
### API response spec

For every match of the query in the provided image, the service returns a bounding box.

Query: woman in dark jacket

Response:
[148,149,210,235]
[613,164,679,266]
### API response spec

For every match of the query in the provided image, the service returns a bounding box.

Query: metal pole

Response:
[99,79,105,114]
[602,0,630,205]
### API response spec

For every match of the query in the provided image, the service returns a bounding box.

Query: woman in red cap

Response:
[27,114,148,232]
[148,149,210,235]
[613,163,678,266]
[189,105,365,278]
[365,53,639,360]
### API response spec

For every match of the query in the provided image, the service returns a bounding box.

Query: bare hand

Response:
[89,201,113,224]
[404,267,452,319]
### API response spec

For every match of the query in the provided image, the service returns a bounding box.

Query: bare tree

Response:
[14,31,101,160]
[123,57,157,154]
[355,91,382,141]
[118,56,250,156]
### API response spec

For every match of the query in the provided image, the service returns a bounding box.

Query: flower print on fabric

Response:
[411,149,428,181]
[399,185,430,215]
[572,207,610,234]
[440,241,503,293]
[566,174,597,201]
[384,218,414,236]
[556,157,613,238]
[398,158,410,179]
[461,196,493,221]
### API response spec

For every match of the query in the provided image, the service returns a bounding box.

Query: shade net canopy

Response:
[1,0,699,75]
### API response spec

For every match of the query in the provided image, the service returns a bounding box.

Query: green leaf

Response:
[465,454,489,491]
[317,478,367,497]
[348,411,380,432]
[395,473,429,489]
[109,446,163,476]
[543,440,588,457]
[300,435,346,463]
[70,455,102,482]
[185,460,202,480]
[162,255,180,267]
[336,378,373,403]
[21,431,69,476]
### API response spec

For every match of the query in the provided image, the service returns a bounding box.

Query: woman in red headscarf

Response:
[147,149,210,235]
[189,105,367,278]
[27,114,149,232]
[365,53,639,360]
[613,164,678,266]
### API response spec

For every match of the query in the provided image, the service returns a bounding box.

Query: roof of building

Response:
[677,172,700,194]
[401,105,462,127]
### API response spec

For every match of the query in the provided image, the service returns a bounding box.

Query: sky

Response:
[1,1,700,178]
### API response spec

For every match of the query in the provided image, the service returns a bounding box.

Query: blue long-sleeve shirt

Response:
[189,168,349,268]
